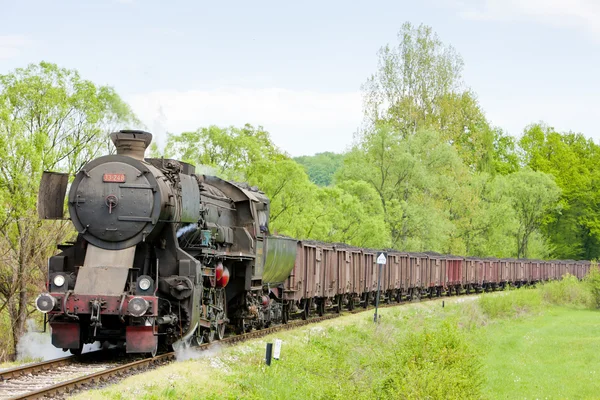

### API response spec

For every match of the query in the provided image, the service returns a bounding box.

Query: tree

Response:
[447,173,517,257]
[506,170,561,258]
[491,128,520,175]
[0,62,137,356]
[163,124,279,181]
[362,22,494,171]
[293,152,344,187]
[337,124,466,251]
[519,123,600,259]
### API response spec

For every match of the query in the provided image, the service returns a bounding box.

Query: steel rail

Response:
[0,355,75,381]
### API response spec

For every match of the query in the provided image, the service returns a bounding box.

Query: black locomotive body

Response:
[36,130,296,355]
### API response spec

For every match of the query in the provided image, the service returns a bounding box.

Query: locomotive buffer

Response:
[374,252,386,323]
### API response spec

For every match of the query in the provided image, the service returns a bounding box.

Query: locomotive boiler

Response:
[36,130,296,355]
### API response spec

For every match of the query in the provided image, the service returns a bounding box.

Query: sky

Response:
[1,0,599,156]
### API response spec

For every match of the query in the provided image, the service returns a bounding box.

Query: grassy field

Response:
[72,275,600,400]
[477,306,600,399]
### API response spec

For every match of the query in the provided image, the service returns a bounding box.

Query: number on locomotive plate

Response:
[103,173,126,183]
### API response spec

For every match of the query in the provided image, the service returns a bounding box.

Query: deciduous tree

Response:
[362,22,494,171]
[0,62,137,355]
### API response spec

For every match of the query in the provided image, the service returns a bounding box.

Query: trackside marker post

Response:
[273,339,282,360]
[374,252,387,323]
[266,343,273,366]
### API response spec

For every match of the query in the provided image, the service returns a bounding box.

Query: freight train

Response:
[35,130,591,356]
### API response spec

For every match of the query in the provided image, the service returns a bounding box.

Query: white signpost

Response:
[273,339,282,360]
[374,252,387,323]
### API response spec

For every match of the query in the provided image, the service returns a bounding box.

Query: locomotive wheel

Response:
[348,297,355,311]
[336,296,342,314]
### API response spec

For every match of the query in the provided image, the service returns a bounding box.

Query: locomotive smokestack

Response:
[110,130,153,160]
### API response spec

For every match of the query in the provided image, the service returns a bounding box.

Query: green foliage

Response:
[376,320,482,400]
[478,288,543,319]
[506,169,561,258]
[337,125,465,251]
[585,264,600,308]
[293,152,344,186]
[520,123,600,259]
[163,124,279,180]
[0,61,137,356]
[362,22,494,171]
[539,274,593,308]
[491,128,520,175]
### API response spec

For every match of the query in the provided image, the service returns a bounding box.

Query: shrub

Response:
[540,274,593,308]
[585,263,600,309]
[478,288,542,319]
[376,320,483,400]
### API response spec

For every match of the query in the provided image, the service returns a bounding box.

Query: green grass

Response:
[475,306,600,399]
[74,277,600,400]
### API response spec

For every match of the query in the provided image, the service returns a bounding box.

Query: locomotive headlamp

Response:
[35,293,56,313]
[127,297,149,317]
[138,278,151,291]
[53,274,66,287]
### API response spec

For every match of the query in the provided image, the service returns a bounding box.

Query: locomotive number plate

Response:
[103,173,126,183]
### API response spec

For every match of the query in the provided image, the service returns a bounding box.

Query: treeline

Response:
[0,22,597,358]
[161,23,595,262]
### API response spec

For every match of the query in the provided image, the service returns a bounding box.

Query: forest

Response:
[0,22,598,359]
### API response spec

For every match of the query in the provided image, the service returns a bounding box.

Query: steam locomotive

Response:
[36,130,296,355]
[35,130,592,356]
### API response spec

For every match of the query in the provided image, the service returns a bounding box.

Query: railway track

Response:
[0,295,467,400]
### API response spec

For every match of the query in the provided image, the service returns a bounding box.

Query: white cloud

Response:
[0,35,33,60]
[454,0,600,36]
[127,87,363,157]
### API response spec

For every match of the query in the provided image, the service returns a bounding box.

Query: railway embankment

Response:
[73,272,600,400]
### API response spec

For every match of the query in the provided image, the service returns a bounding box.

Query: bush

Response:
[376,320,483,400]
[540,274,593,308]
[585,264,600,309]
[478,287,542,319]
